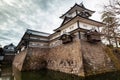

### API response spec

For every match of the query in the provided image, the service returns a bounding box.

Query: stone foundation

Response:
[81,40,116,76]
[13,49,27,71]
[47,39,85,76]
[13,39,118,76]
[22,47,49,71]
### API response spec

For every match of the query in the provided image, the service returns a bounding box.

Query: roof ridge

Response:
[26,29,50,35]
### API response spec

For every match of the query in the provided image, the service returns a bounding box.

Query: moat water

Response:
[1,65,120,80]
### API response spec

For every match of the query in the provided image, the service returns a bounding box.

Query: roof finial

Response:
[80,1,85,8]
[80,1,83,5]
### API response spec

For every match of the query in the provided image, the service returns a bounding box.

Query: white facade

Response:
[51,21,100,41]
[50,33,60,40]
[51,22,78,40]
[29,42,49,48]
[61,22,78,35]
[79,22,99,31]
[30,36,49,41]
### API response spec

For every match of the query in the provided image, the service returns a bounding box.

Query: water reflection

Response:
[0,65,13,80]
[13,68,84,80]
[1,66,120,80]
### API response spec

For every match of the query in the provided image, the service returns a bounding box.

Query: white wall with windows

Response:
[79,22,99,31]
[61,22,78,35]
[30,36,49,41]
[29,42,49,48]
[51,22,78,40]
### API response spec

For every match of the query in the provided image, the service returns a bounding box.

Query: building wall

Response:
[81,40,116,76]
[30,36,49,41]
[13,37,117,76]
[79,22,99,31]
[13,47,49,71]
[50,22,78,41]
[49,32,79,48]
[13,49,27,71]
[13,28,117,77]
[50,33,60,40]
[29,42,49,48]
[61,22,78,35]
[13,38,85,76]
[22,47,49,71]
[47,39,85,76]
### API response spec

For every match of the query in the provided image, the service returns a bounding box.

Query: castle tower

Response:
[50,3,103,45]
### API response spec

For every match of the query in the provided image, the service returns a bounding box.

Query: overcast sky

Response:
[0,0,109,47]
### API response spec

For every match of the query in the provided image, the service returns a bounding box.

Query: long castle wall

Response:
[13,39,118,76]
[13,39,85,76]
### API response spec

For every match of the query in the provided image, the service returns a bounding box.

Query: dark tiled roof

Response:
[16,29,50,50]
[26,29,50,37]
[54,14,104,31]
[60,3,95,18]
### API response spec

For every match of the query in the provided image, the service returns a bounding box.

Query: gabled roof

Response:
[54,14,105,32]
[79,2,85,8]
[26,29,50,37]
[16,29,50,50]
[4,43,16,49]
[60,3,95,19]
[60,17,72,27]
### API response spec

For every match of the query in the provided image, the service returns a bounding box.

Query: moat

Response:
[1,65,120,80]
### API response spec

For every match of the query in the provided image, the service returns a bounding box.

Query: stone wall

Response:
[81,40,116,76]
[13,47,49,71]
[13,39,118,77]
[22,47,49,71]
[47,39,85,76]
[13,49,27,71]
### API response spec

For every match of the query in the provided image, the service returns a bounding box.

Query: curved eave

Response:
[55,15,104,32]
[77,15,105,27]
[60,3,95,19]
[49,32,60,39]
[16,32,28,50]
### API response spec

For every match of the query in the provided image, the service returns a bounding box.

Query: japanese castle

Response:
[16,3,103,52]
[13,3,116,77]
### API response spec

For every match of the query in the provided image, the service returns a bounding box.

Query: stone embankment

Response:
[13,39,118,76]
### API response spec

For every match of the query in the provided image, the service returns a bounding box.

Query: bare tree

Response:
[101,0,120,47]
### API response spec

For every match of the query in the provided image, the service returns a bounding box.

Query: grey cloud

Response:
[32,0,54,10]
[0,36,11,40]
[0,0,103,47]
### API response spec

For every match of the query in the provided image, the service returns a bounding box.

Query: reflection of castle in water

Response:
[13,3,117,77]
[0,66,13,80]
[0,66,120,80]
